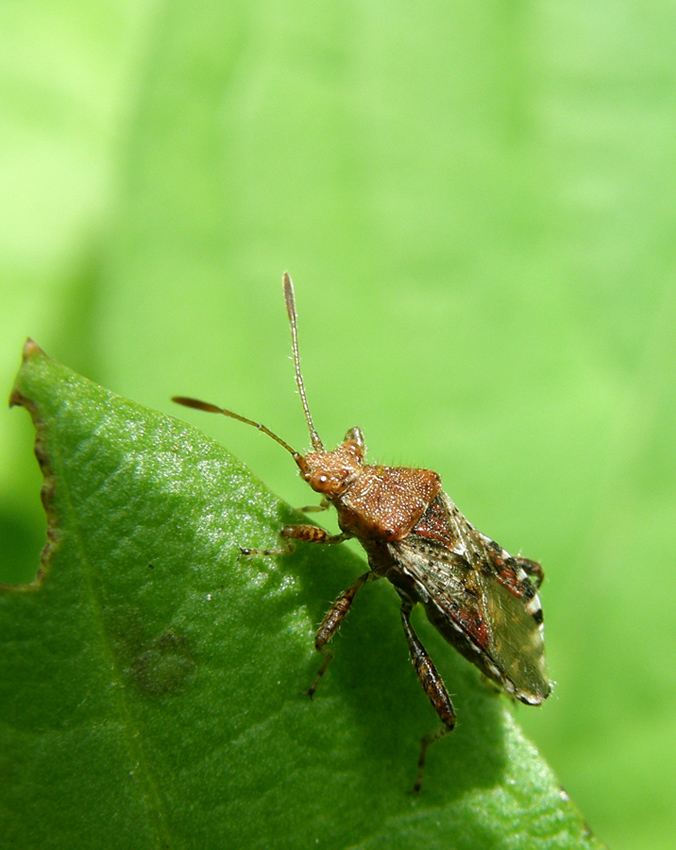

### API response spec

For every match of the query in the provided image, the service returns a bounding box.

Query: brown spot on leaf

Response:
[130,631,196,697]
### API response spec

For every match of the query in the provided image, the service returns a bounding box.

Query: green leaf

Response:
[1,343,604,849]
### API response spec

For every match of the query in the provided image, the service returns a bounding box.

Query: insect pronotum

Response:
[173,272,552,792]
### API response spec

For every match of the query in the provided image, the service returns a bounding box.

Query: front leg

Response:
[300,497,331,514]
[283,525,351,546]
[240,524,350,556]
[400,600,456,793]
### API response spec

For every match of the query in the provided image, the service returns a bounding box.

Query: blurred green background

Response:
[2,2,675,848]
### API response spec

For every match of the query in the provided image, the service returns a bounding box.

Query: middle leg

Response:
[306,570,376,697]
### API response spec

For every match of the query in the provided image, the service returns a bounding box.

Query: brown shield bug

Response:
[173,273,551,791]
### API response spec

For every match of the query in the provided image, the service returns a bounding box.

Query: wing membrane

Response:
[389,493,550,703]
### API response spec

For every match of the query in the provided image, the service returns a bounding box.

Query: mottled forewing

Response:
[390,492,551,704]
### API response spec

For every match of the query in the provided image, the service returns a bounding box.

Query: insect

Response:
[173,273,551,791]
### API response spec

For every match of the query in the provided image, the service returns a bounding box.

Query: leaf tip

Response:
[9,340,48,408]
[22,338,45,361]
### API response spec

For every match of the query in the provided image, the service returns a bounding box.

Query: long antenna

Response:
[283,272,324,451]
[172,396,301,460]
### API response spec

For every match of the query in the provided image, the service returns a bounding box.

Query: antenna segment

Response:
[171,396,301,460]
[283,272,324,451]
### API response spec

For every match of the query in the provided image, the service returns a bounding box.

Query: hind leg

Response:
[400,600,456,792]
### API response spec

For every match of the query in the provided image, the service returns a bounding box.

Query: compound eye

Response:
[310,472,339,493]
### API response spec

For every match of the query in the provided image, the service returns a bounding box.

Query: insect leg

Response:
[516,556,545,588]
[306,570,375,698]
[400,600,456,793]
[282,525,351,545]
[300,497,331,513]
[239,525,349,556]
[239,543,293,556]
